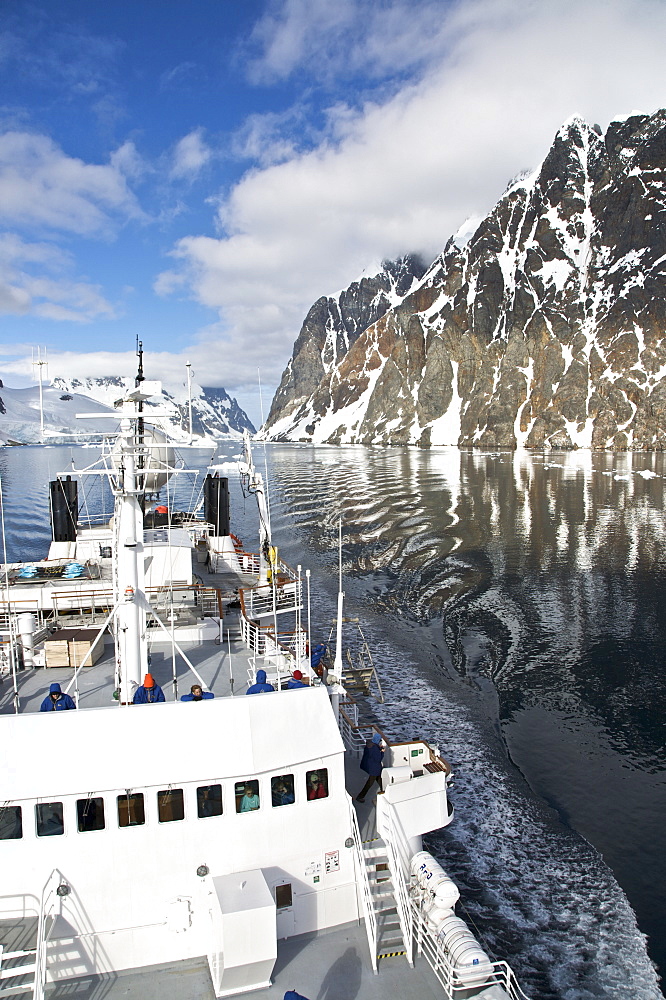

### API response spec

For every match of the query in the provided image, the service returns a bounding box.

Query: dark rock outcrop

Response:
[262,112,666,450]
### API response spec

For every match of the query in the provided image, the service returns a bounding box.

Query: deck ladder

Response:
[348,798,377,973]
[0,944,37,999]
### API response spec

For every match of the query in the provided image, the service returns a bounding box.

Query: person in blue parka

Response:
[181,684,214,702]
[132,673,165,704]
[287,670,306,689]
[246,669,274,694]
[40,682,76,712]
[356,732,384,802]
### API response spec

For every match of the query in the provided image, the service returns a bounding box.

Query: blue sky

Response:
[1,0,666,424]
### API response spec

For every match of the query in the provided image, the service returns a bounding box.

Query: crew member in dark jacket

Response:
[356,732,384,802]
[40,682,76,711]
[246,669,275,694]
[133,673,165,704]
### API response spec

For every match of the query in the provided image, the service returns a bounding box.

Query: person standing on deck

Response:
[287,670,306,689]
[40,682,76,711]
[246,669,274,694]
[132,674,165,704]
[356,733,384,802]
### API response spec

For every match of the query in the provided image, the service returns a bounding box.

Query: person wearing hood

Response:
[356,732,385,802]
[246,669,274,694]
[287,670,306,689]
[181,684,214,702]
[132,673,165,704]
[40,682,76,712]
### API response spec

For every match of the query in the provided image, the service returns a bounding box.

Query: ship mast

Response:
[242,430,271,585]
[114,348,150,703]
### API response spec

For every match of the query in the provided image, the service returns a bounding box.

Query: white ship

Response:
[0,355,529,1000]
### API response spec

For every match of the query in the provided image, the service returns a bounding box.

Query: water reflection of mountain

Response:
[276,448,666,757]
[269,444,666,984]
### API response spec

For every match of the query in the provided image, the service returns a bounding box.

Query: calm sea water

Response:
[1,443,664,1000]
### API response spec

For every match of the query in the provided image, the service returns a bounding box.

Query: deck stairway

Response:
[363,839,411,964]
[0,919,38,999]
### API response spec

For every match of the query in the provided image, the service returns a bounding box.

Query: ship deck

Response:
[0,552,448,1000]
[39,920,445,1000]
[0,615,445,1000]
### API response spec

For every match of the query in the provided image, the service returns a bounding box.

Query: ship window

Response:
[0,806,22,840]
[235,780,260,813]
[117,792,145,827]
[306,768,328,801]
[275,883,293,910]
[35,802,64,837]
[158,789,184,823]
[76,797,105,833]
[271,774,295,808]
[197,785,223,818]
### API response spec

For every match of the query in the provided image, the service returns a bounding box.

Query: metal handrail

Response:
[33,869,63,1000]
[348,796,377,974]
[337,703,388,756]
[381,807,414,966]
[411,897,531,999]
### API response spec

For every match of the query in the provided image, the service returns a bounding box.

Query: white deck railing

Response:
[412,898,531,999]
[240,580,302,620]
[348,797,377,974]
[381,807,414,966]
[33,870,63,1000]
[337,704,381,756]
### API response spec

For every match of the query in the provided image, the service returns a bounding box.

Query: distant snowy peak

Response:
[45,377,255,442]
[262,110,666,451]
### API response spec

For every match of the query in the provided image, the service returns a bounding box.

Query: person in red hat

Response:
[132,673,165,704]
[287,669,306,689]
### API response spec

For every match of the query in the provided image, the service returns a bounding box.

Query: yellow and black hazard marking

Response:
[378,951,406,959]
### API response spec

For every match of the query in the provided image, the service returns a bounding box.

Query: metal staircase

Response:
[363,839,411,964]
[0,936,37,998]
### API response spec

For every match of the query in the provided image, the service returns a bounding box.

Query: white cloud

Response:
[158,0,666,403]
[170,128,213,181]
[231,109,303,166]
[0,233,115,322]
[246,0,455,85]
[0,131,143,235]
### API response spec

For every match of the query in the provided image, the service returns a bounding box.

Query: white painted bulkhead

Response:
[0,687,358,983]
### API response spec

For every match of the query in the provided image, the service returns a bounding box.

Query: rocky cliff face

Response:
[264,254,427,433]
[262,111,666,450]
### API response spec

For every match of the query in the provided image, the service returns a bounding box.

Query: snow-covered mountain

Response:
[261,110,666,450]
[0,382,119,445]
[0,377,255,445]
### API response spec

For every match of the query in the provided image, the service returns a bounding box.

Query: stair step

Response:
[362,844,387,859]
[377,949,406,959]
[0,967,36,982]
[0,986,34,998]
[377,932,404,946]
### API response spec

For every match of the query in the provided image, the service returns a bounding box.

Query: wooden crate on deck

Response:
[44,629,103,668]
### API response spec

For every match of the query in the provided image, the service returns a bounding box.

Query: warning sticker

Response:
[325,850,340,873]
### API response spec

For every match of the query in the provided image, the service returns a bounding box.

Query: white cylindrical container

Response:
[410,851,460,910]
[17,613,36,668]
[436,913,494,986]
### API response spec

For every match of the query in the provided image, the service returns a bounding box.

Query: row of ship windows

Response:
[0,768,329,840]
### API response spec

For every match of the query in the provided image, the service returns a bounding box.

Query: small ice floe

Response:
[614,474,631,481]
[636,470,659,479]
